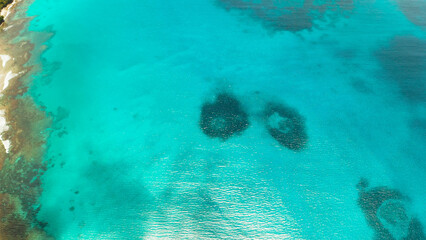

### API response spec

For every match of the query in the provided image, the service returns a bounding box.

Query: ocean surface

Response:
[25,0,425,239]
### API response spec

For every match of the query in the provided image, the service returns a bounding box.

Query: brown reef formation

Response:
[0,0,52,239]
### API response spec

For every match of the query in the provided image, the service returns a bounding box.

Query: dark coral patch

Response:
[357,179,426,240]
[358,185,404,239]
[264,103,307,151]
[199,93,249,140]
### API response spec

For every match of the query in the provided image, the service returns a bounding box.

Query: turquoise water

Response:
[26,0,425,239]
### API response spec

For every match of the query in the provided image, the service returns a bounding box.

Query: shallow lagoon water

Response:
[25,0,426,239]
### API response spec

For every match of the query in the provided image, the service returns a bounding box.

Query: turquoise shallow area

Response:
[26,0,425,239]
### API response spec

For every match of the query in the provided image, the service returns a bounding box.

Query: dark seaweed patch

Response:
[81,160,154,238]
[410,118,426,141]
[217,0,353,32]
[357,179,426,240]
[200,93,249,140]
[351,79,373,94]
[376,36,426,102]
[264,103,307,151]
[396,0,426,29]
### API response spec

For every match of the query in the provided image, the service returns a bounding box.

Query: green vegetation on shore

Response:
[0,0,13,25]
[0,0,13,10]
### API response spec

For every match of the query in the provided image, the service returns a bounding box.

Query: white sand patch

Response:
[0,67,20,152]
[2,139,10,152]
[3,70,17,90]
[0,54,11,68]
[3,25,13,31]
[0,110,10,153]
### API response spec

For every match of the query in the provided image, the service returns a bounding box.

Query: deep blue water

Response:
[26,0,425,239]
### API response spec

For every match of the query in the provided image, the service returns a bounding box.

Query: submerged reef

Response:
[0,85,52,240]
[0,193,51,240]
[263,103,307,151]
[0,1,53,239]
[357,178,426,240]
[200,93,249,140]
[217,0,353,32]
[376,36,426,102]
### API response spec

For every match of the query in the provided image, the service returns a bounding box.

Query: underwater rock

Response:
[199,93,249,140]
[217,0,353,32]
[264,103,307,151]
[357,179,426,240]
